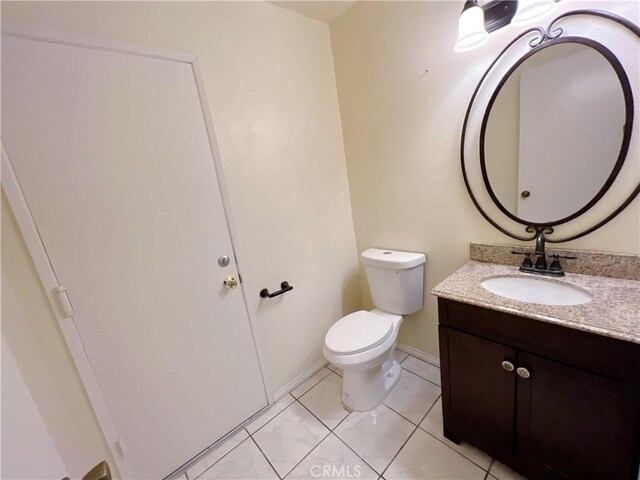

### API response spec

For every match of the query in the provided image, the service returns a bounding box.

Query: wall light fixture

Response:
[455,0,557,52]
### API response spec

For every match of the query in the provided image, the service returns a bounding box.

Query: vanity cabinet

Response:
[438,298,640,480]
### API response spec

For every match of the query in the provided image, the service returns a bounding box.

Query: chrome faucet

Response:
[512,232,576,277]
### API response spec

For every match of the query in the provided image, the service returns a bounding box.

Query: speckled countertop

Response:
[432,261,640,345]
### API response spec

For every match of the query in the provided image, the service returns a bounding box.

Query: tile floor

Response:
[178,351,526,480]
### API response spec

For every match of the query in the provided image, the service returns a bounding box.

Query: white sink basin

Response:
[480,276,593,306]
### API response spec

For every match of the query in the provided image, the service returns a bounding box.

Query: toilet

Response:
[323,248,426,411]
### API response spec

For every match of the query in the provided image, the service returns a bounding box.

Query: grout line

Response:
[414,391,495,471]
[486,459,496,479]
[400,364,441,389]
[241,371,343,479]
[249,393,296,436]
[382,402,422,427]
[332,430,382,476]
[423,394,441,418]
[280,430,332,479]
[293,374,349,435]
[254,397,331,479]
[378,394,441,477]
[331,409,352,431]
[207,355,447,480]
[291,368,333,399]
[249,397,331,479]
[248,435,282,480]
[295,389,379,477]
[379,402,435,478]
[262,381,377,478]
[421,428,491,473]
[193,435,252,480]
[295,397,337,431]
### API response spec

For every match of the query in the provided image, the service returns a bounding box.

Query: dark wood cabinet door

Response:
[440,326,517,449]
[516,352,640,480]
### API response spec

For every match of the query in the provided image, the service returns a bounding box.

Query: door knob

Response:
[517,367,531,378]
[501,361,514,372]
[223,276,238,289]
[521,190,531,198]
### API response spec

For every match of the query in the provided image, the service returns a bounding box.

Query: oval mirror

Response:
[482,41,629,225]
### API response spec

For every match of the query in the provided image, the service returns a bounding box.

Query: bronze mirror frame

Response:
[461,9,640,243]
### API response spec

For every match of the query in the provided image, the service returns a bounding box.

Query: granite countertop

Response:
[432,261,640,345]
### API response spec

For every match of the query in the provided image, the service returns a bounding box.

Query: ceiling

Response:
[270,1,356,24]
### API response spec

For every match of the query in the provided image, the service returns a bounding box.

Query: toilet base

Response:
[341,352,402,411]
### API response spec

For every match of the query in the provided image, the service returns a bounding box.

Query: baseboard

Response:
[397,343,440,368]
[272,357,329,402]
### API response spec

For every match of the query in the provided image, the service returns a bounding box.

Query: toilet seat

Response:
[325,310,393,355]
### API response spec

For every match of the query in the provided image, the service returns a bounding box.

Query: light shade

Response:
[511,0,556,26]
[454,2,489,53]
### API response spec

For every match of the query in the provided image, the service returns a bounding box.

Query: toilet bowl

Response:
[323,248,426,411]
[324,309,403,411]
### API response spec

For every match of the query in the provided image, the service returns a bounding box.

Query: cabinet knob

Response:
[501,361,514,372]
[517,367,531,378]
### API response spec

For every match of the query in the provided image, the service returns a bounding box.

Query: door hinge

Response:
[53,286,75,317]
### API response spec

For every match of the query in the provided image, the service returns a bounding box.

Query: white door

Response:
[2,34,268,478]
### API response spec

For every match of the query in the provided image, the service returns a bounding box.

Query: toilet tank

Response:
[361,248,426,315]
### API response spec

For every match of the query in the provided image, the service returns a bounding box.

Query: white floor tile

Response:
[188,429,249,479]
[291,368,333,398]
[401,356,441,386]
[299,372,349,429]
[384,370,440,425]
[286,434,378,480]
[489,460,527,480]
[197,438,278,480]
[394,349,409,363]
[334,403,414,474]
[253,401,330,477]
[384,429,486,479]
[419,398,491,470]
[246,394,295,434]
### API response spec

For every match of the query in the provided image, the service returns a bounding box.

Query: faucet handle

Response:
[549,253,576,272]
[550,253,577,260]
[511,250,533,268]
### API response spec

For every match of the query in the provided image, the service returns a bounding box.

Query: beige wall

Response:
[330,0,640,357]
[1,2,360,477]
[2,197,113,478]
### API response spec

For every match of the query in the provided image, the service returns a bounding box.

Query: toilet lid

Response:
[325,310,393,355]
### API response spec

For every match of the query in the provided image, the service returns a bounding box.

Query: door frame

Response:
[1,23,273,478]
